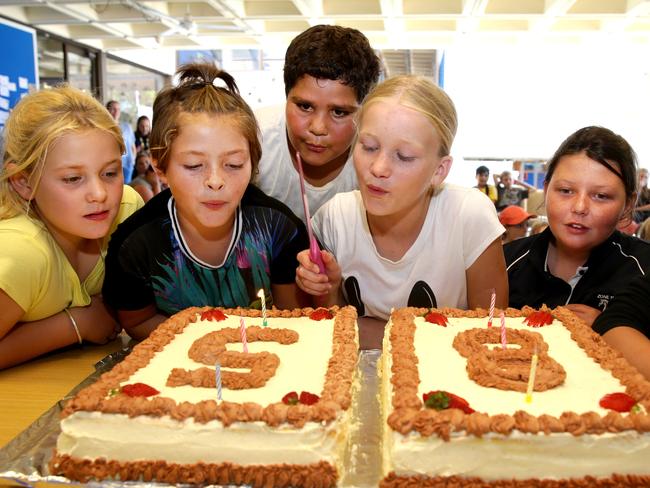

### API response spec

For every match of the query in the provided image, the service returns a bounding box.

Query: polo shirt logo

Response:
[597,294,613,310]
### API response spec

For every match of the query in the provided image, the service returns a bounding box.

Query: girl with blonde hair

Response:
[296,75,508,320]
[0,85,143,369]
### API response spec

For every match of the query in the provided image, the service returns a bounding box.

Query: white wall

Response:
[444,39,650,186]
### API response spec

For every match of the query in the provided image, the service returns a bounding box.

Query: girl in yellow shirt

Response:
[0,86,143,369]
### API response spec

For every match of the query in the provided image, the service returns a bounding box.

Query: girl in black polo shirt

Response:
[504,126,650,327]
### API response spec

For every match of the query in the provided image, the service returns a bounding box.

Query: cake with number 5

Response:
[49,305,359,487]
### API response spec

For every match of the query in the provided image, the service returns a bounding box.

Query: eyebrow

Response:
[288,95,358,112]
[177,149,247,157]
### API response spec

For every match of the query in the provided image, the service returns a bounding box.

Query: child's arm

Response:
[271,283,311,309]
[465,238,509,309]
[0,290,119,370]
[117,304,167,341]
[601,327,650,381]
[295,249,345,307]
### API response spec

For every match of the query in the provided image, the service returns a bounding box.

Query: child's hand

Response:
[73,296,122,344]
[296,249,341,297]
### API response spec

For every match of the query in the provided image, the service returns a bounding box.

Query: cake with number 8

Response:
[380,306,650,487]
[49,306,359,487]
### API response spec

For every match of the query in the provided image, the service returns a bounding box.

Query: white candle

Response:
[257,289,268,327]
[525,346,538,403]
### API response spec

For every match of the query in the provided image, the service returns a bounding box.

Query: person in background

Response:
[499,205,536,244]
[254,24,381,223]
[592,274,650,380]
[474,165,497,204]
[0,85,143,369]
[530,219,549,235]
[106,100,137,184]
[494,170,537,211]
[134,115,151,153]
[103,63,310,341]
[633,167,650,223]
[505,126,650,327]
[129,151,160,203]
[295,76,508,320]
[638,218,650,241]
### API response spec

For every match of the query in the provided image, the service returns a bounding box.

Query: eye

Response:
[62,175,82,184]
[594,192,611,201]
[360,143,378,153]
[183,163,202,171]
[103,169,120,178]
[296,102,312,112]
[557,187,572,194]
[225,162,245,170]
[331,108,350,119]
[397,152,416,162]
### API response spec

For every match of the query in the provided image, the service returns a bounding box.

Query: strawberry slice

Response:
[299,391,320,405]
[424,311,448,327]
[282,391,300,405]
[121,383,160,397]
[309,308,333,321]
[524,311,553,327]
[423,390,475,414]
[200,309,227,321]
[599,392,637,413]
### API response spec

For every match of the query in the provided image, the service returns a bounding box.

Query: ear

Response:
[152,159,167,186]
[6,163,34,201]
[431,155,453,187]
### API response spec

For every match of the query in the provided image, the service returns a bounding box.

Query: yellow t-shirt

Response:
[0,185,143,321]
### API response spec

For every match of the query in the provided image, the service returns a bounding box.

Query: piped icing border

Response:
[387,306,650,440]
[50,455,337,487]
[380,472,650,488]
[60,306,358,428]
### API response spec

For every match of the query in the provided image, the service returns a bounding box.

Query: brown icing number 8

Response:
[452,328,566,392]
[166,326,299,389]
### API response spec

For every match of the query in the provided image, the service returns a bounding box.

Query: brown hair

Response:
[150,63,261,178]
[1,85,124,219]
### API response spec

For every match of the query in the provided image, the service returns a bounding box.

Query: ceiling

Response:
[1,0,650,52]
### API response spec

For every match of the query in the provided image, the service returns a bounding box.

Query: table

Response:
[0,337,126,448]
[0,316,387,450]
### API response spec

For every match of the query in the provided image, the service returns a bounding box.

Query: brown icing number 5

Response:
[452,328,566,392]
[166,326,299,389]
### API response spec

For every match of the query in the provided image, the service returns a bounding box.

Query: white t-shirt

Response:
[253,105,358,223]
[312,184,505,320]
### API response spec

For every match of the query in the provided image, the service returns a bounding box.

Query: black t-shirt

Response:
[504,228,650,311]
[103,185,308,315]
[592,274,650,339]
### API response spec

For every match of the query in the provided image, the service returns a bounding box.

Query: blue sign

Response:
[0,18,38,132]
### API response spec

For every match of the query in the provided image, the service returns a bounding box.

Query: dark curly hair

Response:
[283,25,381,103]
[150,63,261,178]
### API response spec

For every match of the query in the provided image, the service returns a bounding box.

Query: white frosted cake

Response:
[380,306,650,487]
[50,306,359,487]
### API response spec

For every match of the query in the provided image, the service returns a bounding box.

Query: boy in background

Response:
[254,25,381,222]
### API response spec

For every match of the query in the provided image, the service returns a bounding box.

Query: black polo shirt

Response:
[504,228,650,311]
[592,274,650,339]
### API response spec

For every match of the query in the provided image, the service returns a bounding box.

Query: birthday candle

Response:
[488,288,496,327]
[525,346,539,403]
[215,361,222,401]
[257,289,268,327]
[240,317,248,353]
[500,311,507,350]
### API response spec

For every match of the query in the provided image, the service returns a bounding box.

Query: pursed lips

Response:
[83,210,110,220]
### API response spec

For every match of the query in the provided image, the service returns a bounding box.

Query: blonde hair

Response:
[357,75,457,157]
[0,85,124,219]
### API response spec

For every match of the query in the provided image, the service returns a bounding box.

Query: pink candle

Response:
[487,288,496,327]
[240,317,248,353]
[500,311,507,350]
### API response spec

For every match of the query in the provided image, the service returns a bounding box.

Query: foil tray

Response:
[0,349,382,488]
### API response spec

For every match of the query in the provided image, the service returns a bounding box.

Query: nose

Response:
[369,151,391,178]
[87,176,108,202]
[308,111,327,137]
[572,192,589,215]
[205,165,224,191]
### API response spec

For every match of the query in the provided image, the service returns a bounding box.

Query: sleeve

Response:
[461,190,506,268]
[311,195,340,256]
[102,227,156,311]
[268,209,310,284]
[0,231,47,312]
[592,274,650,338]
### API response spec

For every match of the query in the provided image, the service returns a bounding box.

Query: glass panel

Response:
[67,49,93,94]
[37,34,64,89]
[105,56,166,127]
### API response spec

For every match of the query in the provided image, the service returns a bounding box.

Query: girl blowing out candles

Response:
[102,63,310,341]
[296,75,508,321]
[0,86,143,369]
